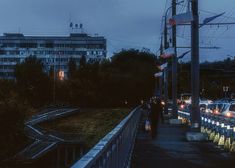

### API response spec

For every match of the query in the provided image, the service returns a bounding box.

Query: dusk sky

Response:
[0,0,235,61]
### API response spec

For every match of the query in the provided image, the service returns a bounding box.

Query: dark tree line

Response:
[0,49,157,110]
[57,50,157,107]
[177,57,235,100]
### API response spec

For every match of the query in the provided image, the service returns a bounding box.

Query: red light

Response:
[226,112,232,118]
[180,104,185,109]
[214,109,219,114]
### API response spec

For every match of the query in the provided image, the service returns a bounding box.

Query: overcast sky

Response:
[0,0,235,61]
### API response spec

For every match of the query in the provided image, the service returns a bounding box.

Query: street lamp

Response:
[223,86,229,98]
[163,0,184,118]
[163,1,184,49]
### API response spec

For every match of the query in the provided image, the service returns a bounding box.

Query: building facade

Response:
[0,33,106,79]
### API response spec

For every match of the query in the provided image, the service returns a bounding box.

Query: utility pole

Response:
[172,0,178,118]
[159,36,164,98]
[164,16,169,114]
[191,0,200,131]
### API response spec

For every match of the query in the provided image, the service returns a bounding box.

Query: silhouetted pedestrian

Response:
[149,97,162,139]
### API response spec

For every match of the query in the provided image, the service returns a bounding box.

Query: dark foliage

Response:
[177,58,235,100]
[58,49,157,107]
[14,56,51,107]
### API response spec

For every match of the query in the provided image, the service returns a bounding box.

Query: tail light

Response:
[214,109,219,114]
[180,104,185,109]
[226,112,232,118]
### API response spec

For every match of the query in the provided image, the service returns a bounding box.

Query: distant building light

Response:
[58,70,64,81]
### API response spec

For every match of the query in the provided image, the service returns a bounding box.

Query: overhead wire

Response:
[202,6,235,46]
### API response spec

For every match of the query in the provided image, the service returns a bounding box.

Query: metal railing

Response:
[178,110,235,152]
[71,106,142,168]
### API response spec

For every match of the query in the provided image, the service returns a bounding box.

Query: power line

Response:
[202,6,235,45]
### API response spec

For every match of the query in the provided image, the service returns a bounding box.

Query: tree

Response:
[15,56,51,107]
[68,57,77,79]
[0,80,28,160]
[79,55,87,69]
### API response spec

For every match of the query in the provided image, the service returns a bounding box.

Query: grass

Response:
[39,108,131,147]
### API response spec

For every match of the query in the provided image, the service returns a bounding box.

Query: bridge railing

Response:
[71,106,142,168]
[178,110,235,151]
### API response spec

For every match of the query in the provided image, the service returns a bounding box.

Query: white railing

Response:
[71,106,142,168]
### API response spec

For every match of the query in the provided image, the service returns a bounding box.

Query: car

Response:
[221,102,235,118]
[178,93,191,104]
[206,102,230,115]
[178,97,212,113]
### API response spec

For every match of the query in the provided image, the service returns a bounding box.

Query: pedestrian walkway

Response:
[131,112,235,168]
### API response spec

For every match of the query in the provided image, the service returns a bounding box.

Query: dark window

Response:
[45,42,54,48]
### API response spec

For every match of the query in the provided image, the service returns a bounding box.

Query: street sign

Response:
[154,72,163,77]
[158,63,168,71]
[169,11,193,25]
[223,86,229,92]
[160,47,175,58]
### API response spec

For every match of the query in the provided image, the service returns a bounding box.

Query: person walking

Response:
[149,97,163,139]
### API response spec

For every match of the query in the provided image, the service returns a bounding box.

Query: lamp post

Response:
[163,0,184,116]
[191,0,200,131]
[171,0,178,119]
[223,86,229,98]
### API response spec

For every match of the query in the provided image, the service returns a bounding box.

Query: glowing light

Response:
[58,70,64,81]
[226,112,232,118]
[180,104,185,109]
[214,109,219,114]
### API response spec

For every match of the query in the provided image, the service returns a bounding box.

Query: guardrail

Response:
[71,106,142,168]
[17,108,80,161]
[178,110,235,152]
[26,108,78,125]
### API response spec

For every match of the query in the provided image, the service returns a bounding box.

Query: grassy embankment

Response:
[40,108,131,147]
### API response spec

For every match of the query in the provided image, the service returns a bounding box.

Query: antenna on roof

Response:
[80,23,84,33]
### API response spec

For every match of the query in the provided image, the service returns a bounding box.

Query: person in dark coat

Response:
[149,97,162,139]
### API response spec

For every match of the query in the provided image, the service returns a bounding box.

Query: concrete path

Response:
[131,114,235,168]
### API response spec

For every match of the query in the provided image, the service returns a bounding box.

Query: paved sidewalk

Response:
[131,114,235,168]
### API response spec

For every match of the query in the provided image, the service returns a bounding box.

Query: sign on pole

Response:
[158,63,168,71]
[169,11,193,25]
[154,72,163,78]
[160,47,175,58]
